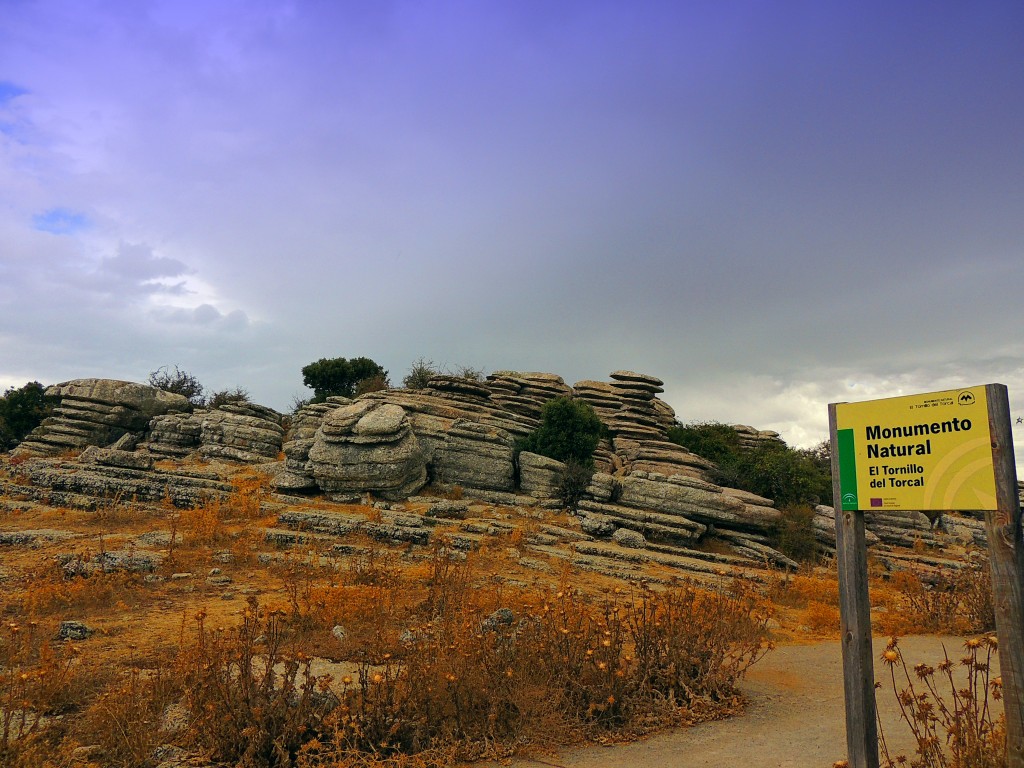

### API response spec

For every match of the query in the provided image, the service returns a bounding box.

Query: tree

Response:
[149,365,205,406]
[301,356,389,402]
[0,381,55,450]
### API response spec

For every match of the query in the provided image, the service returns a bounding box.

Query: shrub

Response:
[402,357,440,389]
[148,365,204,405]
[0,382,55,450]
[517,397,604,468]
[771,504,819,563]
[204,386,250,409]
[301,356,389,402]
[557,460,593,513]
[667,421,832,506]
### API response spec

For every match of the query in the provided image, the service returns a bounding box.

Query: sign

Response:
[834,385,997,511]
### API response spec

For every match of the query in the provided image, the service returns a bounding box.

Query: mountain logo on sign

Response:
[958,391,976,406]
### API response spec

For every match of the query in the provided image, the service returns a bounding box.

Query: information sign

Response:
[834,385,996,511]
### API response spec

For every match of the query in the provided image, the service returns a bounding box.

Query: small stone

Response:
[611,527,648,549]
[57,620,93,641]
[331,625,347,642]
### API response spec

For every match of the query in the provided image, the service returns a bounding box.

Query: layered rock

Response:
[273,398,351,491]
[431,420,515,492]
[307,401,427,500]
[144,402,285,464]
[15,379,190,456]
[617,471,782,533]
[732,424,784,450]
[485,372,573,421]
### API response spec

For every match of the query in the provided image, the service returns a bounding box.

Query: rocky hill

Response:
[3,370,995,583]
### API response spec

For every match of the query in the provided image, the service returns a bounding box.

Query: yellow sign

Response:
[834,385,997,511]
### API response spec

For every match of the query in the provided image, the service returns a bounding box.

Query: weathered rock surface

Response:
[518,451,564,499]
[15,379,190,456]
[11,457,233,508]
[307,402,427,500]
[144,402,285,464]
[432,421,515,492]
[617,471,782,532]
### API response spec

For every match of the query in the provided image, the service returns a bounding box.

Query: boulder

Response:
[432,421,515,491]
[307,402,427,500]
[518,451,564,499]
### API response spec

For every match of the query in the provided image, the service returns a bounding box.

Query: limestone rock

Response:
[307,401,427,500]
[15,379,190,456]
[518,451,564,499]
[612,527,648,549]
[432,420,515,491]
[617,472,782,532]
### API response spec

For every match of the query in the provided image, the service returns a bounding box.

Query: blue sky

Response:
[1,0,1023,461]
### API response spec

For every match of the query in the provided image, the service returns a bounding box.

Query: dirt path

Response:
[506,635,979,768]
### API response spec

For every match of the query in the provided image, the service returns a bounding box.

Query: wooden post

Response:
[983,384,1024,768]
[830,403,879,768]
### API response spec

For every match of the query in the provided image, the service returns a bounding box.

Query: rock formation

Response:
[15,379,190,456]
[307,401,428,500]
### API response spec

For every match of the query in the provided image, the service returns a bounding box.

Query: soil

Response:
[505,634,987,768]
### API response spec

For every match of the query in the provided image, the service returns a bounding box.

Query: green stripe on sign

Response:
[837,428,859,510]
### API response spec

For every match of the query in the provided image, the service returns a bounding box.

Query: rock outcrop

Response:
[144,402,285,464]
[307,401,428,500]
[15,379,190,456]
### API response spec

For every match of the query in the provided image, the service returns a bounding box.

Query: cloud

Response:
[150,303,250,330]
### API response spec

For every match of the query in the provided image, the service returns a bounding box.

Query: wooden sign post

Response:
[829,384,1023,768]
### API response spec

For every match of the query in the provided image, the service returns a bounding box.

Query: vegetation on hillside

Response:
[668,422,832,563]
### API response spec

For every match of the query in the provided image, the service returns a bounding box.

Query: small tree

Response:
[301,356,389,402]
[517,397,605,512]
[518,397,604,467]
[0,381,55,450]
[149,365,205,405]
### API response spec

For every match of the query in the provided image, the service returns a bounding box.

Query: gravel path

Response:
[507,635,981,768]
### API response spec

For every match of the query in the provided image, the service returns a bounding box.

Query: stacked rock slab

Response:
[15,379,190,457]
[307,401,428,500]
[144,402,285,464]
[432,420,515,492]
[733,424,784,450]
[274,398,351,492]
[604,371,667,441]
[485,372,573,421]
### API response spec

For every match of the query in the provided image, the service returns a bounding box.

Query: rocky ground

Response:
[0,373,1009,766]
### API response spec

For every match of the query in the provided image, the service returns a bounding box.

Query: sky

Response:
[1,0,1023,463]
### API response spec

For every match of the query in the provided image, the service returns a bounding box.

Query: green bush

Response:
[402,357,439,389]
[517,397,605,511]
[0,382,55,450]
[301,356,389,402]
[667,421,832,507]
[517,397,604,468]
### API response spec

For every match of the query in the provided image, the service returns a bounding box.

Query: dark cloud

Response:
[0,1,1022,464]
